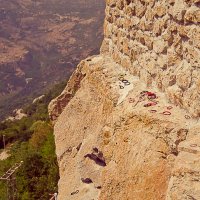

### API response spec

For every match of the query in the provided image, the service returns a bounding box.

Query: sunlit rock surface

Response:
[49,1,200,199]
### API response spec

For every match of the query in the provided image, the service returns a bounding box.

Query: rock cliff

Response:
[49,1,200,199]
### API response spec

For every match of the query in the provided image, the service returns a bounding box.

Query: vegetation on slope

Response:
[0,81,66,200]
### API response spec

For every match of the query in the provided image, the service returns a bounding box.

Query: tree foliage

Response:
[0,81,66,199]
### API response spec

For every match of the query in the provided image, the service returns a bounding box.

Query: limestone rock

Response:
[153,38,166,54]
[155,3,167,17]
[171,0,187,21]
[100,39,110,55]
[185,6,200,23]
[48,60,86,122]
[50,1,200,199]
[176,60,192,91]
[50,57,200,200]
[166,85,183,106]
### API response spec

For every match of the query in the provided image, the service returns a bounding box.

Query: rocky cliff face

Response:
[102,0,200,117]
[49,1,200,199]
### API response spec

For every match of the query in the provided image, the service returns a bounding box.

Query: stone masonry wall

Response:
[101,0,200,117]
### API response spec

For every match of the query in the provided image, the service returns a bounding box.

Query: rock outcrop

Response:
[49,1,200,199]
[102,0,200,117]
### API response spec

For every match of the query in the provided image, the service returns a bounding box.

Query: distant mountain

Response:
[0,0,105,120]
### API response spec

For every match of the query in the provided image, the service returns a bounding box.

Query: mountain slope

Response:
[0,0,105,120]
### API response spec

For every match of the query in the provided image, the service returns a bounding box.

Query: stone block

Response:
[139,68,153,87]
[135,1,147,17]
[167,47,182,67]
[183,85,200,117]
[100,39,110,55]
[124,5,135,16]
[153,38,167,54]
[171,0,187,21]
[185,6,200,23]
[166,85,183,106]
[176,60,192,90]
[122,38,130,55]
[154,2,167,17]
[116,0,124,10]
[121,55,132,70]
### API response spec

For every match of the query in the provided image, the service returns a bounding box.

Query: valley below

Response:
[0,0,105,120]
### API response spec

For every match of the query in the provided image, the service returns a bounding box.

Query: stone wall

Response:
[101,0,200,117]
